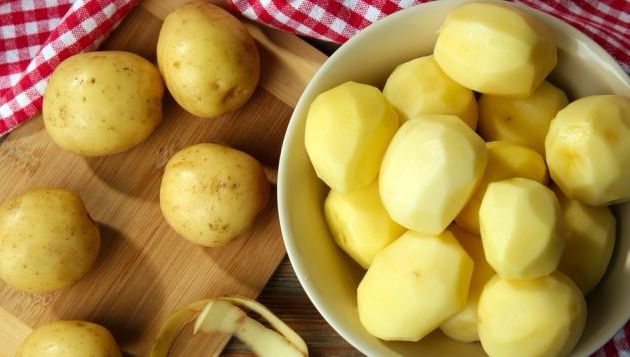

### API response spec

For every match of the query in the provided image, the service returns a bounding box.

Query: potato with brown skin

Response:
[43,51,164,156]
[160,144,269,247]
[0,188,100,292]
[17,320,121,357]
[157,2,260,118]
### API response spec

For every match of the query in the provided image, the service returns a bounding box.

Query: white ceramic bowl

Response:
[278,0,630,355]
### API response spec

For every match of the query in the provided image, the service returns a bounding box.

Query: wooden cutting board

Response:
[0,1,326,355]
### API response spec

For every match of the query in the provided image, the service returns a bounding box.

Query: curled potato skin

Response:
[157,1,260,118]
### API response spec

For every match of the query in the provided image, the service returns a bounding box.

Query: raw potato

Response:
[545,95,630,205]
[479,178,562,279]
[554,188,616,294]
[479,81,568,153]
[478,273,586,357]
[455,141,547,235]
[16,320,121,357]
[440,226,494,343]
[305,81,399,193]
[43,51,164,156]
[379,115,487,235]
[434,2,556,97]
[0,188,100,292]
[357,230,473,341]
[324,182,405,269]
[157,1,260,118]
[383,55,477,128]
[160,144,269,247]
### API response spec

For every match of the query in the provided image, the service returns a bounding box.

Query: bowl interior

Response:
[278,1,630,355]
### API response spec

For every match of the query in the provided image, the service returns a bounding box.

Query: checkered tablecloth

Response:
[0,0,629,355]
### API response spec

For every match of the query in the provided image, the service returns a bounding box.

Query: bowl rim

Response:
[278,0,630,355]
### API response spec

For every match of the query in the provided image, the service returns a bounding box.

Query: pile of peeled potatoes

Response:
[2,2,306,357]
[305,2,630,357]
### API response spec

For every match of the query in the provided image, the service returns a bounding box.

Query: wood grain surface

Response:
[0,1,326,356]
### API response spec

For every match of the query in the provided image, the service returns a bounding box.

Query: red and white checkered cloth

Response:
[0,0,629,353]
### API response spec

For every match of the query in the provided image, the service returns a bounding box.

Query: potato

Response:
[357,230,473,341]
[43,51,163,156]
[554,188,616,294]
[157,2,260,118]
[379,115,487,235]
[479,81,568,153]
[545,95,630,205]
[324,182,405,269]
[16,320,121,357]
[440,226,494,343]
[434,2,556,97]
[383,55,477,129]
[0,188,100,292]
[160,143,269,247]
[478,273,586,357]
[455,141,547,234]
[479,178,562,279]
[305,81,399,193]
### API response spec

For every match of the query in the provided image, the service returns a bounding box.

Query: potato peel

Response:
[150,296,307,357]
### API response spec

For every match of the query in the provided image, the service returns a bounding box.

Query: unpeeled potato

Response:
[157,2,260,118]
[17,320,121,357]
[160,144,269,247]
[434,2,556,97]
[383,55,477,128]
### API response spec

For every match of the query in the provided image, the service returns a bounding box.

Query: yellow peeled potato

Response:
[383,55,477,128]
[17,320,121,357]
[440,226,494,343]
[357,230,473,341]
[0,188,100,292]
[554,188,616,294]
[434,2,556,97]
[379,115,487,235]
[479,178,562,279]
[160,144,269,247]
[43,51,164,156]
[455,141,547,235]
[305,81,399,193]
[324,182,405,269]
[157,2,260,118]
[478,273,586,357]
[479,81,569,153]
[545,95,630,205]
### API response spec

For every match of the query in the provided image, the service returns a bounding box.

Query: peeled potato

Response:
[0,188,100,292]
[440,226,494,343]
[455,141,547,234]
[324,182,405,269]
[157,2,259,118]
[434,2,556,97]
[554,188,616,294]
[478,273,586,357]
[546,95,630,205]
[160,144,269,247]
[305,81,399,193]
[16,320,121,357]
[357,230,473,341]
[383,55,477,128]
[380,115,487,235]
[479,81,568,153]
[43,51,164,156]
[479,178,562,279]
